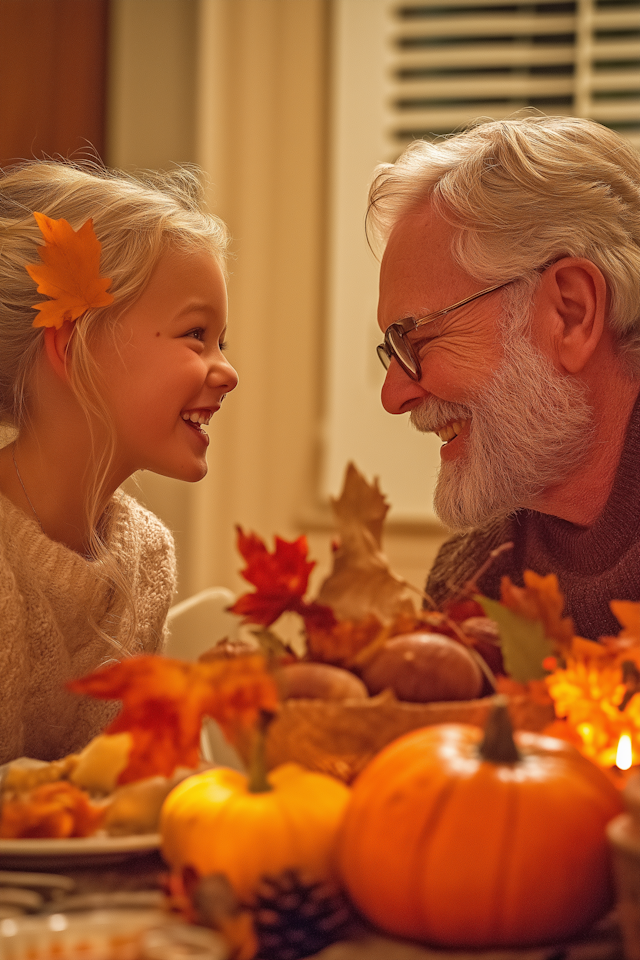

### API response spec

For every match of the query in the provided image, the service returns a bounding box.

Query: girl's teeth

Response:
[182,411,211,426]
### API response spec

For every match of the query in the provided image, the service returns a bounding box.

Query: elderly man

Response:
[373,116,640,641]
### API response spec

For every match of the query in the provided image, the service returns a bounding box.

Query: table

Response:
[0,856,626,960]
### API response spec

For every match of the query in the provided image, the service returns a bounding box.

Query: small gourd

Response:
[360,632,483,702]
[277,662,368,701]
[161,716,350,902]
[338,697,623,948]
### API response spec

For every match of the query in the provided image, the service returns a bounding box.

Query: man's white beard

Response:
[410,331,594,530]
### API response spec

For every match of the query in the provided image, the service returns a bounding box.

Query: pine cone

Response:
[253,869,354,960]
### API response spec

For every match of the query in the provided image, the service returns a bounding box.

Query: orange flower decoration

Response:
[68,654,279,784]
[26,212,114,328]
[545,654,640,767]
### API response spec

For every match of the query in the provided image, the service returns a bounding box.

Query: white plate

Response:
[0,910,229,960]
[0,833,161,870]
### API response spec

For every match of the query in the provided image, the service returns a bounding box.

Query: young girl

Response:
[0,160,238,766]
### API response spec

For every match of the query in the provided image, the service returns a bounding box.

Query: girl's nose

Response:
[380,358,427,415]
[210,355,239,394]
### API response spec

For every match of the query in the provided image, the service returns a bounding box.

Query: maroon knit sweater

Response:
[426,389,640,641]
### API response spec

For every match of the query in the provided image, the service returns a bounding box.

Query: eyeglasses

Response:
[376,280,513,382]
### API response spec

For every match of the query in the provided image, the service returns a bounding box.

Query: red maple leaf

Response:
[229,527,336,631]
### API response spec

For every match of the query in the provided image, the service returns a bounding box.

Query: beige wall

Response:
[108,0,447,604]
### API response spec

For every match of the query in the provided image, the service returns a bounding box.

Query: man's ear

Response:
[543,258,608,374]
[43,321,76,380]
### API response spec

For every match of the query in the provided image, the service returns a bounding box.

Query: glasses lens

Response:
[376,343,391,370]
[386,327,420,381]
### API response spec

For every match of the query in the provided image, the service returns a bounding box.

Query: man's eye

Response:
[412,332,439,354]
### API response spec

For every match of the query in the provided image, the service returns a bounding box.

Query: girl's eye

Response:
[219,339,228,352]
[186,328,205,341]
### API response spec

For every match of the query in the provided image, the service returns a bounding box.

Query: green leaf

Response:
[476,595,554,682]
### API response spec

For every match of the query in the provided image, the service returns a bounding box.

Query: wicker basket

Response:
[265,691,555,783]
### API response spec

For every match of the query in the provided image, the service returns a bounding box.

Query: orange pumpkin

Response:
[338,698,623,948]
[161,761,350,903]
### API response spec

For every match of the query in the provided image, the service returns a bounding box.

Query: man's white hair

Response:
[368,115,640,372]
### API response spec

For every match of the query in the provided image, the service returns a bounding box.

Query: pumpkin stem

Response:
[478,695,521,764]
[247,709,275,794]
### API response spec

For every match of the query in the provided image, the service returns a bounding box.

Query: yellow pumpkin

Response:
[161,761,350,902]
[338,698,623,948]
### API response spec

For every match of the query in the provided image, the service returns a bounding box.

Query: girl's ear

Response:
[43,321,76,380]
[544,258,608,374]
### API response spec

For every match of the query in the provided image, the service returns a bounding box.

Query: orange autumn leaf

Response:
[499,570,574,650]
[495,675,552,706]
[611,600,640,641]
[68,654,279,784]
[306,613,384,667]
[569,635,612,660]
[26,212,114,329]
[0,781,106,839]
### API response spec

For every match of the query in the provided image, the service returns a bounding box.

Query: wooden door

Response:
[0,0,109,166]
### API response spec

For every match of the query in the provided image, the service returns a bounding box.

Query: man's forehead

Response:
[379,203,471,316]
[385,202,447,257]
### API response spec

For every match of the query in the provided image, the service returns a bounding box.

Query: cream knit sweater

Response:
[0,491,176,766]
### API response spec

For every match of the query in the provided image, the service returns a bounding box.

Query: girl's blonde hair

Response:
[0,159,229,653]
[367,115,640,371]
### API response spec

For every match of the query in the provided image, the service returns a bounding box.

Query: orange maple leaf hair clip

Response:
[25,211,114,329]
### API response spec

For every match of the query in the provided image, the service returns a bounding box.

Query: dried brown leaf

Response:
[330,462,389,547]
[315,463,416,623]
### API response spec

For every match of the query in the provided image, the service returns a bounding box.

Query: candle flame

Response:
[616,734,633,770]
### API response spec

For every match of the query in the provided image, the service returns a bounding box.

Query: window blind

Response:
[385,0,640,149]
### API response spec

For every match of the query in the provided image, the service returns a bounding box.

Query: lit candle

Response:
[616,734,633,772]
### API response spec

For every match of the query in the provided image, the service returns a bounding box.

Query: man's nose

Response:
[380,358,426,414]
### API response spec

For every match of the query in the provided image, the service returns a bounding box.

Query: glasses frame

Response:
[377,280,513,382]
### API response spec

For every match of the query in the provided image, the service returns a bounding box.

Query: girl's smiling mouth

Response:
[181,409,215,444]
[181,409,214,430]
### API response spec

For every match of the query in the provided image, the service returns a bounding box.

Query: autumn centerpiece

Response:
[225,464,556,782]
[228,464,492,690]
[224,463,640,791]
